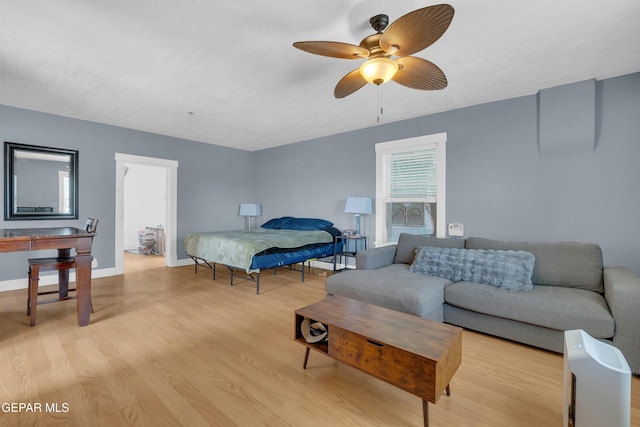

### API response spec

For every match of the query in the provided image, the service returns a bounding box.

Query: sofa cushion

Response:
[394,233,465,265]
[411,247,535,291]
[325,263,451,321]
[444,281,614,338]
[465,237,603,292]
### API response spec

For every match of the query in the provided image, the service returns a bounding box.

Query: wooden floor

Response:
[0,252,638,426]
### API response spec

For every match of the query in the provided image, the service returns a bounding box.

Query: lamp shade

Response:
[359,57,399,85]
[239,203,261,217]
[344,197,373,215]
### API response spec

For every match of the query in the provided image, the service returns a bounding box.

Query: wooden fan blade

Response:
[380,4,454,57]
[293,41,369,59]
[334,69,368,98]
[392,56,447,90]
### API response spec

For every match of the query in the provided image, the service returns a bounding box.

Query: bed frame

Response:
[188,255,314,294]
[184,218,342,294]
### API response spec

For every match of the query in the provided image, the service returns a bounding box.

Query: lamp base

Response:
[245,216,255,230]
[355,214,361,236]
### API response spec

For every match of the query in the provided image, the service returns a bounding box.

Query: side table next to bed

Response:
[333,234,367,272]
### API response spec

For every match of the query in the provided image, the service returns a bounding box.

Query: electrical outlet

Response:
[448,223,464,237]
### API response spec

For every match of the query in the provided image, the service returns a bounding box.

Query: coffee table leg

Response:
[420,385,449,426]
[303,347,310,369]
[422,399,429,427]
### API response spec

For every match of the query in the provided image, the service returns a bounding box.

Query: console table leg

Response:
[422,399,429,427]
[57,248,71,298]
[302,347,310,369]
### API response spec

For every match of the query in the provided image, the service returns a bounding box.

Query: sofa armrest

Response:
[355,245,397,270]
[604,266,640,375]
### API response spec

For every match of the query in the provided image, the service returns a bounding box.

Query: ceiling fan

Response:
[293,4,455,98]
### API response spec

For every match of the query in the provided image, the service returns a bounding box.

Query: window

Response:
[375,133,446,246]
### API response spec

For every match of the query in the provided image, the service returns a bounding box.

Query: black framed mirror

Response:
[4,142,79,220]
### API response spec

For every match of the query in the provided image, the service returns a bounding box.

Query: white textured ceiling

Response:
[1,1,639,152]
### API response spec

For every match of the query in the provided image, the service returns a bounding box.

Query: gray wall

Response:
[0,105,254,280]
[1,72,638,283]
[254,72,640,274]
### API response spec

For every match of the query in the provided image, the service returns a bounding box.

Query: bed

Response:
[184,217,342,294]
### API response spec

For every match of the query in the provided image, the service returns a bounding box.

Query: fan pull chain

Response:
[377,85,384,124]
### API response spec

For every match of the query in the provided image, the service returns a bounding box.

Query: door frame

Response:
[115,153,178,274]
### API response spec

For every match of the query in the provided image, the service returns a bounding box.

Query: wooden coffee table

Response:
[294,295,462,426]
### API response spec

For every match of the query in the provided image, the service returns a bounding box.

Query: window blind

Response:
[383,149,437,199]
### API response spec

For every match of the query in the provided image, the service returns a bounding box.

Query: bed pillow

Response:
[410,246,536,291]
[280,217,333,231]
[322,226,342,237]
[261,217,294,229]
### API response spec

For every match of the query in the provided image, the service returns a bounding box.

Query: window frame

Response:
[375,132,447,246]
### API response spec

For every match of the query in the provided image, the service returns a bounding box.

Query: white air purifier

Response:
[563,329,631,427]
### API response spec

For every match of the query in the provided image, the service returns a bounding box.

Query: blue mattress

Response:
[250,241,341,270]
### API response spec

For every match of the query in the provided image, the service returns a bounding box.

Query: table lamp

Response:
[344,197,373,236]
[239,203,261,229]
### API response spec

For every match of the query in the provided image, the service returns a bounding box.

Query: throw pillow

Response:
[393,233,465,264]
[410,245,459,281]
[410,246,536,291]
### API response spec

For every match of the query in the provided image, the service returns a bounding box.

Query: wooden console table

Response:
[295,296,462,426]
[0,227,94,326]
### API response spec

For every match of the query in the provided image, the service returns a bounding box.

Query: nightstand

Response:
[333,235,367,271]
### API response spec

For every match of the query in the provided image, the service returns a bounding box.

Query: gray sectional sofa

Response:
[325,233,640,374]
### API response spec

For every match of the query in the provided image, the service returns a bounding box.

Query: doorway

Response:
[114,153,178,275]
[123,163,166,271]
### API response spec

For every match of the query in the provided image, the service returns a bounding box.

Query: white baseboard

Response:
[0,257,354,292]
[308,259,354,271]
[0,258,214,293]
[0,267,118,292]
[177,257,353,272]
[175,258,194,267]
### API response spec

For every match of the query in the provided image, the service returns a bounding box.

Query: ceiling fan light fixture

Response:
[359,57,398,86]
[294,4,454,97]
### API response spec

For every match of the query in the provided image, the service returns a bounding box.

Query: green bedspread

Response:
[184,228,333,273]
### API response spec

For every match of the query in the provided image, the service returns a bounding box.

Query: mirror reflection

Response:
[4,142,78,220]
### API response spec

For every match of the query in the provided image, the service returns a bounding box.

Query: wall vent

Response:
[538,79,596,158]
